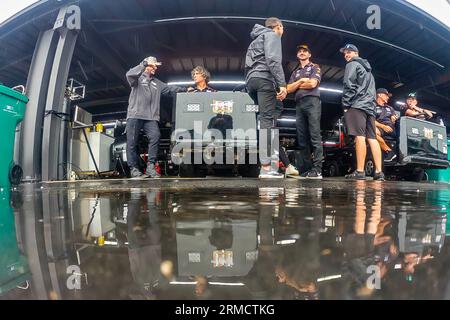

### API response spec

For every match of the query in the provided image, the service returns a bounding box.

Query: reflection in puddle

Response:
[2,180,450,299]
[0,190,29,296]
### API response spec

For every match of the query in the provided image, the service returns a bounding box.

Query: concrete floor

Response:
[1,177,449,299]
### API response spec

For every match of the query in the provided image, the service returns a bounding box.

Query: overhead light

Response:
[170,281,197,285]
[103,240,118,246]
[210,80,245,85]
[319,87,343,93]
[209,282,245,286]
[167,80,245,86]
[168,81,194,86]
[168,81,343,94]
[317,274,342,282]
[101,121,126,128]
[169,281,245,286]
[277,118,296,122]
[276,239,297,245]
[323,141,340,146]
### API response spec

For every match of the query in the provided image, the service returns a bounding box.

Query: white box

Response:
[88,132,114,172]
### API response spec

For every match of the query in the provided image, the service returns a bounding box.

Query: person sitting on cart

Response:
[187,66,217,93]
[404,92,434,121]
[374,88,398,153]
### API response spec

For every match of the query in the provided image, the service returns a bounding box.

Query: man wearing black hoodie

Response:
[340,44,384,181]
[245,17,288,179]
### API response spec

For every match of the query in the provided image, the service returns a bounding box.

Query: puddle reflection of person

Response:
[207,113,234,139]
[274,196,321,300]
[401,248,434,281]
[343,181,399,298]
[275,238,320,300]
[127,191,163,299]
[194,275,212,299]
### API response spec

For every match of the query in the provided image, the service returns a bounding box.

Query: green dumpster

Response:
[0,85,28,189]
[426,139,450,183]
[0,190,30,295]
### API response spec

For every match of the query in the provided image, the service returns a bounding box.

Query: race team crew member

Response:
[374,88,398,153]
[126,56,186,179]
[404,92,434,121]
[287,44,323,179]
[188,66,217,93]
[245,17,288,178]
[340,44,384,181]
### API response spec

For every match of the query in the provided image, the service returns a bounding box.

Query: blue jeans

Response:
[126,118,161,169]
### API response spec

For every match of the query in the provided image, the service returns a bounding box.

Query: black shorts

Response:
[344,108,376,139]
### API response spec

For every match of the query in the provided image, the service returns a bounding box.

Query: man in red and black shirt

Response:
[287,44,323,179]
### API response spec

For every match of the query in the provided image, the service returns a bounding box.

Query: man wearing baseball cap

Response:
[125,56,185,179]
[374,88,398,154]
[287,44,323,179]
[340,44,384,180]
[404,92,434,121]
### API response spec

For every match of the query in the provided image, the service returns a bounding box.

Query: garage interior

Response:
[1,0,450,301]
[0,0,449,182]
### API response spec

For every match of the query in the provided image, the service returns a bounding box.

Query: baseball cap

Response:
[407,92,417,99]
[145,56,162,66]
[340,44,359,53]
[296,44,311,53]
[376,88,392,97]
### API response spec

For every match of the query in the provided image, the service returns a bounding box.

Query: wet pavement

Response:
[1,178,449,300]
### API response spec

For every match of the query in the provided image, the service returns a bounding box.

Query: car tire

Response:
[409,167,425,182]
[327,161,340,177]
[9,164,23,185]
[238,164,259,178]
[179,164,196,177]
[364,159,375,177]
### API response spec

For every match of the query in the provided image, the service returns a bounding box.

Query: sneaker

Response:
[259,167,284,179]
[373,171,385,181]
[345,170,366,180]
[298,170,310,179]
[130,167,144,179]
[304,169,323,179]
[285,164,299,176]
[144,162,161,178]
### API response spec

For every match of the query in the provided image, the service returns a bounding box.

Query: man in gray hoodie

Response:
[125,56,185,179]
[340,44,384,181]
[245,17,288,178]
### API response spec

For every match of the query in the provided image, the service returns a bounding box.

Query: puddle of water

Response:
[1,179,449,300]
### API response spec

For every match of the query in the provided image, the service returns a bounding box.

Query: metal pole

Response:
[58,97,70,180]
[42,6,80,181]
[19,30,58,182]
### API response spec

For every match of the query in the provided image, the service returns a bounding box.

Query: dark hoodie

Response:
[245,24,286,88]
[342,57,376,116]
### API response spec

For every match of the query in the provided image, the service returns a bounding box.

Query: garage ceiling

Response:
[0,0,449,121]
